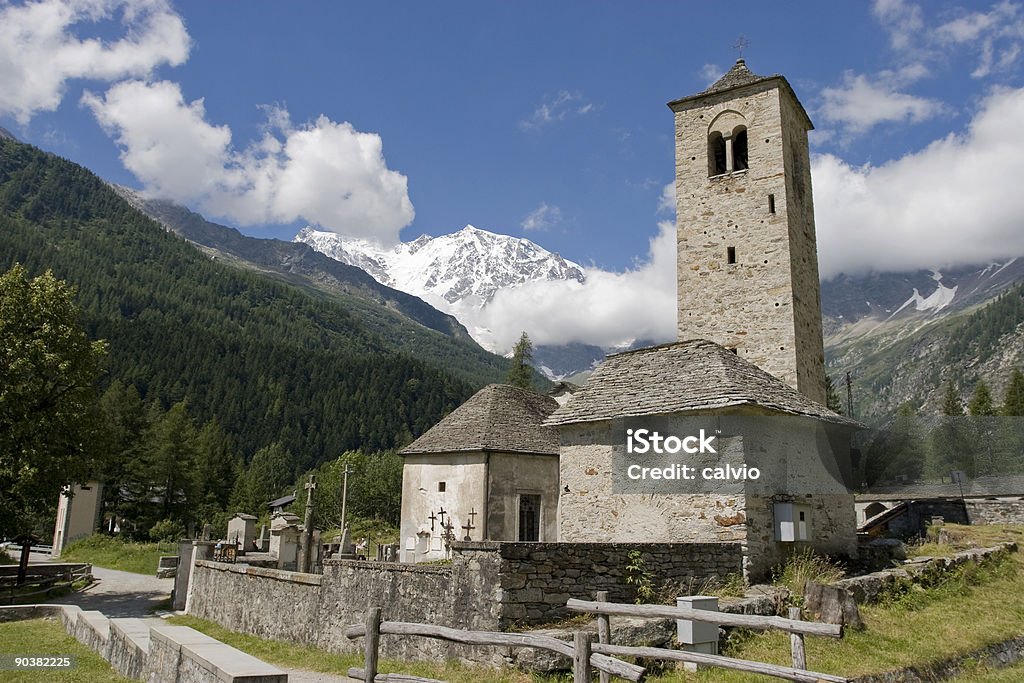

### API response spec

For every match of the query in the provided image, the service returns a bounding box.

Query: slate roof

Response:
[667,59,813,129]
[401,384,559,456]
[545,339,858,427]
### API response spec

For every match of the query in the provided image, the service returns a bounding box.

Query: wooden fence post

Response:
[574,631,593,683]
[788,606,806,671]
[595,591,611,683]
[364,607,382,683]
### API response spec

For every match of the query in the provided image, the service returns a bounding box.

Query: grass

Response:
[635,524,1024,682]
[167,615,550,682]
[0,618,131,682]
[60,534,177,575]
[770,547,845,597]
[952,659,1024,681]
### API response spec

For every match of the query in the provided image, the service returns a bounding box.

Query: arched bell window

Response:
[708,132,727,176]
[733,126,748,171]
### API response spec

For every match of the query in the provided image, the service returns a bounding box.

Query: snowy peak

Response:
[295,224,585,307]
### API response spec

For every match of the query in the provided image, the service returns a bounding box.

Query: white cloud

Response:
[476,221,677,351]
[520,90,595,130]
[0,0,189,124]
[873,0,926,53]
[657,182,675,215]
[83,80,414,243]
[819,71,947,136]
[814,86,1024,278]
[699,63,723,86]
[521,203,562,231]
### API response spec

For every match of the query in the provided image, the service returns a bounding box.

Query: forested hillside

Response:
[0,138,476,469]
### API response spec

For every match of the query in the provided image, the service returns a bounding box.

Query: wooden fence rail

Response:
[344,609,644,682]
[573,594,848,683]
[0,566,92,605]
[566,598,843,638]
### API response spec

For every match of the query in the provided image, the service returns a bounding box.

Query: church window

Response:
[437,482,446,492]
[768,194,775,213]
[733,126,749,171]
[727,246,736,264]
[518,494,541,542]
[708,132,727,176]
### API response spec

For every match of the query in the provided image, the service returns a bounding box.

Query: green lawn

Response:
[59,535,176,575]
[0,618,131,682]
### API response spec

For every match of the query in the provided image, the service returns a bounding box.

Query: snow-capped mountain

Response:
[296,225,585,308]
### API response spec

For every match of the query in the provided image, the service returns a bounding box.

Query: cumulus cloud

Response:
[814,86,1024,278]
[82,80,414,243]
[520,203,562,231]
[819,71,947,136]
[471,220,677,351]
[699,63,723,86]
[520,90,595,130]
[657,182,675,215]
[0,0,189,124]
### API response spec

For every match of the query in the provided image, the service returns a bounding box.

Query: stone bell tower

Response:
[668,59,826,405]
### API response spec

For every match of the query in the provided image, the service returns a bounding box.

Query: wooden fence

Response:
[345,593,850,683]
[0,565,92,605]
[570,593,847,683]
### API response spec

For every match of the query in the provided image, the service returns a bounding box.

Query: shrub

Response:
[772,547,845,597]
[149,519,187,543]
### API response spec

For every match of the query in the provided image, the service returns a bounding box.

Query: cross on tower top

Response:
[733,35,750,59]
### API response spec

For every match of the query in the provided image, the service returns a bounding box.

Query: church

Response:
[398,60,859,579]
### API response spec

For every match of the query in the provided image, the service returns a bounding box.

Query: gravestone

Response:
[226,513,258,551]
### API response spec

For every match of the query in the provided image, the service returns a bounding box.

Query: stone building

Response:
[398,384,560,562]
[671,59,826,404]
[546,339,858,579]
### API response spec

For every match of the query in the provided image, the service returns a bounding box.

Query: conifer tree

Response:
[1002,368,1024,416]
[825,374,843,414]
[968,380,996,416]
[506,331,535,390]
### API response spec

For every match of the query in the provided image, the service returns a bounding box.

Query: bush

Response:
[149,519,187,543]
[772,547,845,597]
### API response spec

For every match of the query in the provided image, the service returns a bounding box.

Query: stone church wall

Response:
[965,498,1024,526]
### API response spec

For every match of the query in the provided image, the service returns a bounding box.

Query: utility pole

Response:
[339,459,353,551]
[299,474,316,573]
[845,371,855,419]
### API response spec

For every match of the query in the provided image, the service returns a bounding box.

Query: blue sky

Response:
[3,0,1024,349]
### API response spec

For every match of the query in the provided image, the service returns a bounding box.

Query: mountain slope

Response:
[0,137,479,467]
[114,189,510,388]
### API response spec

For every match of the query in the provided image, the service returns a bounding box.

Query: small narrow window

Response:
[733,128,748,171]
[708,132,726,176]
[768,194,775,214]
[727,246,736,264]
[438,482,446,492]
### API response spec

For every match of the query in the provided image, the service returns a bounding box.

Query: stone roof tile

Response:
[545,339,857,427]
[401,384,559,456]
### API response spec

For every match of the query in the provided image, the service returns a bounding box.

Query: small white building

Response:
[52,482,103,558]
[399,384,560,563]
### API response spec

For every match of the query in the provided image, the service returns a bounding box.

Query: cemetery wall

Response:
[457,541,743,626]
[189,561,322,644]
[188,540,742,662]
[965,498,1024,525]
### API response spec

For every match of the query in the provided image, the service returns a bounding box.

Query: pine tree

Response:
[968,380,997,416]
[825,374,843,414]
[506,331,535,390]
[1002,368,1024,416]
[942,382,963,416]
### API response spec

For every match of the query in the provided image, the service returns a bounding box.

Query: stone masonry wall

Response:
[966,498,1024,525]
[458,541,743,627]
[187,540,741,663]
